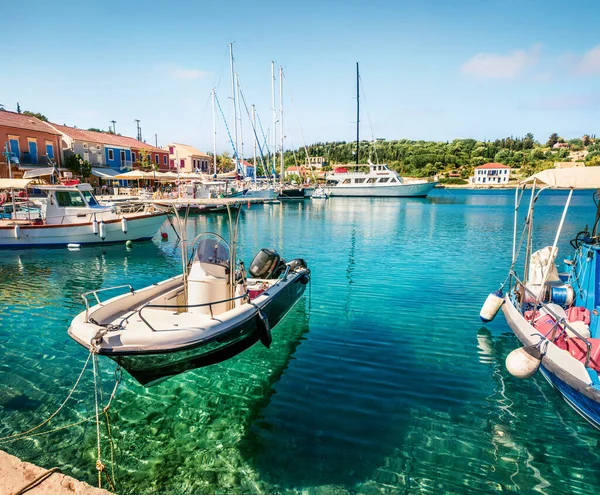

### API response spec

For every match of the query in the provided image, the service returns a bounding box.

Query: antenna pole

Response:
[212,89,217,176]
[356,62,359,165]
[279,65,284,185]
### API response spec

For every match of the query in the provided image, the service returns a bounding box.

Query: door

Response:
[28,141,38,164]
[46,143,54,160]
[9,139,19,163]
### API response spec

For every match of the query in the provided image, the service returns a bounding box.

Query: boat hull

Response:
[326,181,437,197]
[228,188,277,200]
[95,271,308,385]
[502,297,600,430]
[0,213,167,248]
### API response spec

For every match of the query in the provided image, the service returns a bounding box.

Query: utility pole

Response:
[154,134,158,147]
[134,119,142,141]
[110,120,116,134]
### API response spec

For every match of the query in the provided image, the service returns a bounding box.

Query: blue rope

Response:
[214,93,240,173]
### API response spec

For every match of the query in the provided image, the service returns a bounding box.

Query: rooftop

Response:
[166,142,211,158]
[0,110,61,135]
[51,124,165,153]
[475,163,511,170]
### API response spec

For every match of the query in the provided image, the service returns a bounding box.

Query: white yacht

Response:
[0,179,166,247]
[325,163,437,197]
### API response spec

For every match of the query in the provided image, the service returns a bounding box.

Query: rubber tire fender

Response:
[256,309,272,348]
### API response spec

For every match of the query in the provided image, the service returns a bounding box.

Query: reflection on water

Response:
[1,191,600,494]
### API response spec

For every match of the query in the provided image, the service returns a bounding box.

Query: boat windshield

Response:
[81,190,100,207]
[196,237,230,268]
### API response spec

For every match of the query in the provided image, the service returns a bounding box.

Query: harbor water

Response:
[1,189,599,494]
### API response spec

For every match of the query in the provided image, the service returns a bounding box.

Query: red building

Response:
[0,111,62,178]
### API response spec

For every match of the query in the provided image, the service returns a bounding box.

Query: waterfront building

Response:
[306,156,326,168]
[164,143,211,173]
[0,110,63,178]
[471,163,511,185]
[285,165,306,179]
[50,124,168,178]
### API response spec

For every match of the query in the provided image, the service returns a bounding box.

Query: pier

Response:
[0,450,110,495]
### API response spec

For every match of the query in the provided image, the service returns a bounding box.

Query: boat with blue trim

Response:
[481,167,600,429]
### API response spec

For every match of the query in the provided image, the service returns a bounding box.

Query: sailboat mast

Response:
[212,89,217,177]
[356,62,359,165]
[271,61,276,181]
[279,65,284,185]
[237,73,244,175]
[252,104,257,183]
[229,43,239,174]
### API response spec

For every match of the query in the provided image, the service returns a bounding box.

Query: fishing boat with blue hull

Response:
[481,167,600,429]
[68,199,310,385]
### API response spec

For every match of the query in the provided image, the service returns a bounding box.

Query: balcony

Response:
[18,153,56,166]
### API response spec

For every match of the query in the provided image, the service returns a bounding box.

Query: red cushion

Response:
[567,306,591,325]
[559,338,600,372]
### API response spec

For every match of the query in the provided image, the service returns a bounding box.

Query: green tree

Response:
[22,111,48,122]
[65,153,91,178]
[546,133,559,147]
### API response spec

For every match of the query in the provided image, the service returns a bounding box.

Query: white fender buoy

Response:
[14,224,20,239]
[480,290,504,323]
[99,221,106,240]
[121,218,128,234]
[506,346,541,379]
[67,243,81,250]
[92,218,98,235]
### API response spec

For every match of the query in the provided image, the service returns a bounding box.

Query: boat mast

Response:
[252,104,257,184]
[212,89,217,177]
[237,73,244,175]
[229,43,239,175]
[271,61,277,182]
[356,62,359,166]
[279,65,284,186]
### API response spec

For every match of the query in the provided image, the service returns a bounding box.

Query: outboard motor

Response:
[249,249,283,279]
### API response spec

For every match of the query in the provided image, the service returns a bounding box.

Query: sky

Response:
[1,0,599,154]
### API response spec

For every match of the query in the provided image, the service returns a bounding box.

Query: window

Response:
[55,191,86,207]
[390,177,398,183]
[120,150,126,162]
[132,152,137,162]
[155,154,159,164]
[170,159,175,168]
[354,178,365,183]
[82,190,99,207]
[340,179,350,184]
[83,143,88,149]
[367,178,377,183]
[108,149,114,161]
[169,146,174,154]
[163,155,167,165]
[378,177,389,183]
[180,159,185,168]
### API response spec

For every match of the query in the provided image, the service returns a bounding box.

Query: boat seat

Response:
[556,337,600,373]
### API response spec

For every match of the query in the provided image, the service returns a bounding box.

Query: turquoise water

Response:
[1,190,600,494]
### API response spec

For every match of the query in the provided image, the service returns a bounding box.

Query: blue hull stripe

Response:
[540,366,600,430]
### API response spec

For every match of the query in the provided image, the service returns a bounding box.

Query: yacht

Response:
[325,163,437,197]
[0,179,166,247]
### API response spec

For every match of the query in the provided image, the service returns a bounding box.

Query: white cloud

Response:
[577,45,600,75]
[461,44,541,79]
[171,67,207,80]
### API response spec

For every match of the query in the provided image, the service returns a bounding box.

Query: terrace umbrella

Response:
[114,169,147,190]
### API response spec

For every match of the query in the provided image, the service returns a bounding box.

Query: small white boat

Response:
[311,187,329,199]
[68,199,310,385]
[325,162,437,197]
[0,179,166,248]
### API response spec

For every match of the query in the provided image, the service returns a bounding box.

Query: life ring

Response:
[17,190,28,199]
[0,192,6,205]
[256,309,272,348]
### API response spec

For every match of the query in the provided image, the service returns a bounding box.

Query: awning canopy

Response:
[91,168,121,179]
[114,170,151,180]
[522,167,600,189]
[23,167,56,179]
[0,178,34,189]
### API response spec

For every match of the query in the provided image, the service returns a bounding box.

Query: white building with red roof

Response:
[471,163,511,185]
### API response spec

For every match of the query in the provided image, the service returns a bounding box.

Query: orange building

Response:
[0,111,62,178]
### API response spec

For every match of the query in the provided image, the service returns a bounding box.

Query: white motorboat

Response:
[311,187,329,199]
[324,163,437,197]
[0,179,166,248]
[68,199,310,385]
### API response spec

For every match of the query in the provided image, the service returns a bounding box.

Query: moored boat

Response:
[481,167,600,429]
[0,179,166,248]
[68,199,310,385]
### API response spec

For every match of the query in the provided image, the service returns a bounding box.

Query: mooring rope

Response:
[0,352,93,443]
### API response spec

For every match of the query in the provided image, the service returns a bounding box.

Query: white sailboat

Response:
[325,63,437,198]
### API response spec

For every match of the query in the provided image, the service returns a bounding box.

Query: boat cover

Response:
[522,167,600,189]
[0,178,34,189]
